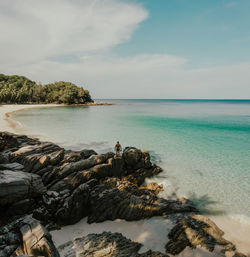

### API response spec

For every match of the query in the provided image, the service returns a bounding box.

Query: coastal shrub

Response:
[0,74,93,105]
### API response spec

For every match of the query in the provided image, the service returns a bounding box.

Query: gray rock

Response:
[87,178,197,223]
[47,149,64,165]
[57,152,114,180]
[123,147,152,171]
[48,152,114,191]
[0,216,59,257]
[63,149,97,163]
[0,170,46,205]
[6,198,35,216]
[58,231,142,257]
[19,216,60,257]
[166,214,238,255]
[48,183,90,225]
[111,156,124,177]
[10,142,63,173]
[80,149,97,159]
[0,162,24,171]
[138,251,169,257]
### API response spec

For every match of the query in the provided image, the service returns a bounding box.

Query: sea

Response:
[12,99,250,225]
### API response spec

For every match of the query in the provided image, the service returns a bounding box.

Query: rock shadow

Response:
[187,192,225,215]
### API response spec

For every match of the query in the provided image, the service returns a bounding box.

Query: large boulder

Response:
[58,232,141,257]
[0,162,24,171]
[165,214,240,256]
[0,131,23,151]
[52,183,90,225]
[123,147,152,171]
[54,152,114,181]
[138,251,169,257]
[63,149,97,163]
[34,182,92,226]
[10,143,64,173]
[47,153,114,191]
[0,216,59,257]
[87,178,197,223]
[19,216,60,257]
[0,170,46,206]
[58,232,169,257]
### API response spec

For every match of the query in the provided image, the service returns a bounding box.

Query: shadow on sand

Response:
[187,192,225,215]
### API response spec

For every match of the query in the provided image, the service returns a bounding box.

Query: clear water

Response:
[13,100,250,219]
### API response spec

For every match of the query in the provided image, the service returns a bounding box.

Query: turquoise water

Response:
[13,100,250,219]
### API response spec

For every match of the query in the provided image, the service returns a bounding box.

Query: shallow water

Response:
[13,99,250,220]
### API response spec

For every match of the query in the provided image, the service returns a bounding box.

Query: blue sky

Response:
[116,0,250,67]
[0,0,250,98]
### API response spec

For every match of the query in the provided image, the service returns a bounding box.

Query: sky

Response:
[0,0,250,99]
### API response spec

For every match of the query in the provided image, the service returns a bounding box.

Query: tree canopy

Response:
[0,74,93,105]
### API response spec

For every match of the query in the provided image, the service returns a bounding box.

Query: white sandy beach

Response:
[1,104,250,256]
[51,217,243,257]
[0,104,60,133]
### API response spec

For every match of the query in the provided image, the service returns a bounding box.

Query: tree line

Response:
[0,74,93,105]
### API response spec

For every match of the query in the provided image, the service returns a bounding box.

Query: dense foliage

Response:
[0,74,93,104]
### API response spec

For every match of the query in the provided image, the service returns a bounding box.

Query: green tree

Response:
[0,74,93,105]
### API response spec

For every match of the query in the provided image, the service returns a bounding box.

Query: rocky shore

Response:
[0,132,246,257]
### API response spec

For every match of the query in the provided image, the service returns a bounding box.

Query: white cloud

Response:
[0,0,148,66]
[4,55,250,99]
[0,0,249,99]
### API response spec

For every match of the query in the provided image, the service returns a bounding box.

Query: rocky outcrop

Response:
[63,149,97,163]
[0,132,246,257]
[48,152,114,192]
[123,147,152,171]
[0,170,46,205]
[88,177,197,223]
[138,251,169,257]
[58,231,169,257]
[35,183,91,226]
[165,214,242,256]
[10,143,64,173]
[0,216,59,257]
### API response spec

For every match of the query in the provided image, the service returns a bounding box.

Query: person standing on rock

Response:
[115,141,122,157]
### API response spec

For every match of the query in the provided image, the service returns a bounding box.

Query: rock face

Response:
[0,216,59,257]
[123,147,152,171]
[88,177,197,223]
[0,170,46,205]
[165,214,241,256]
[58,231,169,257]
[39,183,91,226]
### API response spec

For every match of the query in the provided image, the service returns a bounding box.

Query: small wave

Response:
[14,120,23,127]
[228,213,250,225]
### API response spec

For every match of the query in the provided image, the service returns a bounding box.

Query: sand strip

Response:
[0,104,61,133]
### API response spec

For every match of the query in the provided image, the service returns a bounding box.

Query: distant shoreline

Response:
[0,102,113,134]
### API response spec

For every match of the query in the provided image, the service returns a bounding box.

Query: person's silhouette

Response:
[115,141,121,157]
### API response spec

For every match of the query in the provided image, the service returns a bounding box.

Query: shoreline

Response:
[0,104,62,134]
[1,105,249,256]
[0,102,113,134]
